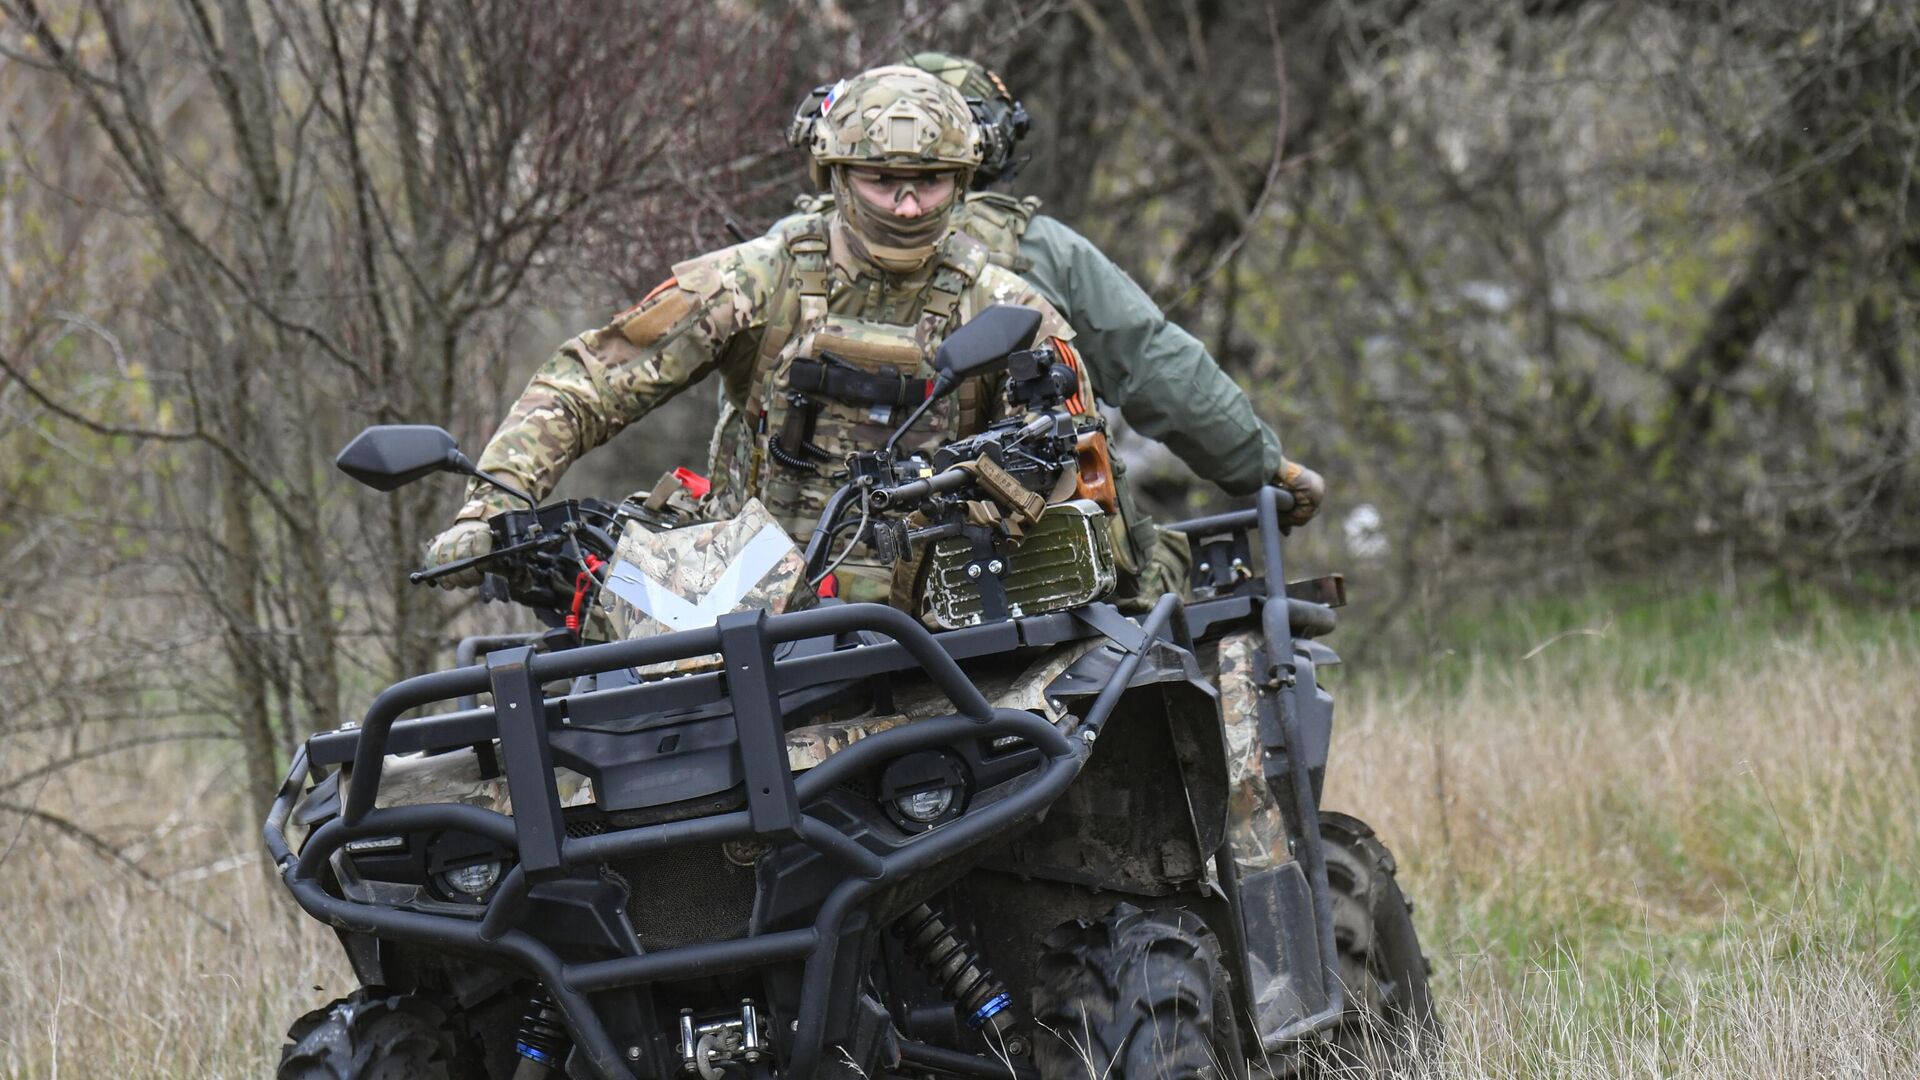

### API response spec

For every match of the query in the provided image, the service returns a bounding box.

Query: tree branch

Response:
[0,799,233,935]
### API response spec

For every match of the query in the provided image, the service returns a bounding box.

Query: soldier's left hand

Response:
[1276,457,1324,527]
[423,519,494,589]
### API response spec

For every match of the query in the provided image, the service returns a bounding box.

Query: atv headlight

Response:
[880,751,968,831]
[894,787,956,823]
[438,860,502,898]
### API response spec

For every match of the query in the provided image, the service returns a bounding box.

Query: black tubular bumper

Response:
[265,603,1113,1080]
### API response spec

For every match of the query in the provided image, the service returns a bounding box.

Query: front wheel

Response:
[1299,812,1439,1076]
[1032,903,1245,1080]
[277,988,498,1080]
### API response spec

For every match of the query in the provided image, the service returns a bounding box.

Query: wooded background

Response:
[2,0,1915,818]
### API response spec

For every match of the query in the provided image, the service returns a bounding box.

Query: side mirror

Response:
[884,305,1047,455]
[335,425,469,492]
[933,304,1043,385]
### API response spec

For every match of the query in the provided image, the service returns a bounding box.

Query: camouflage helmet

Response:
[797,65,983,185]
[906,52,1031,187]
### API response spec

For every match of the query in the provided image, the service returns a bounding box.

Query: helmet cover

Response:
[805,65,983,176]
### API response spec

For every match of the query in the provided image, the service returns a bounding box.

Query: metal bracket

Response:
[1070,601,1151,655]
[716,610,800,840]
[486,645,567,879]
[963,525,1009,622]
[679,1001,764,1077]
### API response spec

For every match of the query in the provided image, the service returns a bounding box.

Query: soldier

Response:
[426,63,1311,878]
[779,55,1323,876]
[425,65,1078,602]
[771,53,1323,599]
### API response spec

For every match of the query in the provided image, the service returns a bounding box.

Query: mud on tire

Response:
[277,988,493,1080]
[1299,812,1439,1077]
[1033,903,1245,1080]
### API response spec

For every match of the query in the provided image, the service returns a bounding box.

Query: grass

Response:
[0,747,347,1078]
[1327,580,1920,1077]
[3,579,1917,1076]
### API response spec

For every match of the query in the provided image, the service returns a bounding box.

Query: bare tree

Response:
[0,0,790,809]
[3,0,1915,834]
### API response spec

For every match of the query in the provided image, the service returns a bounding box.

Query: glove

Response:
[423,519,493,589]
[1276,457,1324,527]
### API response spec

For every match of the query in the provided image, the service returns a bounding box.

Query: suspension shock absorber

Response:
[513,993,570,1079]
[896,904,1029,1057]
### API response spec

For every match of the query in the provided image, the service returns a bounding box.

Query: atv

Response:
[264,306,1435,1080]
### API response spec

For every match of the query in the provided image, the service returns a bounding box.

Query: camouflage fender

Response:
[355,750,595,814]
[1217,630,1293,873]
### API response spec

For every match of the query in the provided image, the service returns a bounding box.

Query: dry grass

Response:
[0,748,348,1078]
[1329,588,1920,1077]
[3,586,1917,1077]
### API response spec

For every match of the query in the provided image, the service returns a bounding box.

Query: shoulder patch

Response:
[617,288,697,347]
[609,276,678,324]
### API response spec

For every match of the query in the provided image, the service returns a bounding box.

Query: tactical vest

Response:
[954,191,1042,273]
[706,214,993,596]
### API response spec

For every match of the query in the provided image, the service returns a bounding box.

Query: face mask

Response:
[831,167,961,273]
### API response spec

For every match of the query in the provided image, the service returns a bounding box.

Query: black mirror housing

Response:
[885,305,1046,453]
[335,425,466,492]
[933,304,1043,385]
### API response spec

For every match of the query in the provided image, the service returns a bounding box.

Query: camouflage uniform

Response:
[456,69,1071,601]
[455,221,1069,598]
[837,49,1302,875]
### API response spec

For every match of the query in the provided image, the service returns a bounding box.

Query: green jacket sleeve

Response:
[1017,214,1285,496]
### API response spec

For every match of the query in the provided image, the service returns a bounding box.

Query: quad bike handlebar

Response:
[410,401,1096,629]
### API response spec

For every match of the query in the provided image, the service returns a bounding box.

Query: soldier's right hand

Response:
[1276,457,1325,527]
[423,520,493,589]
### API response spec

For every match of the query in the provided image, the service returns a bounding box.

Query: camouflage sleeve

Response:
[1017,214,1286,496]
[456,238,778,520]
